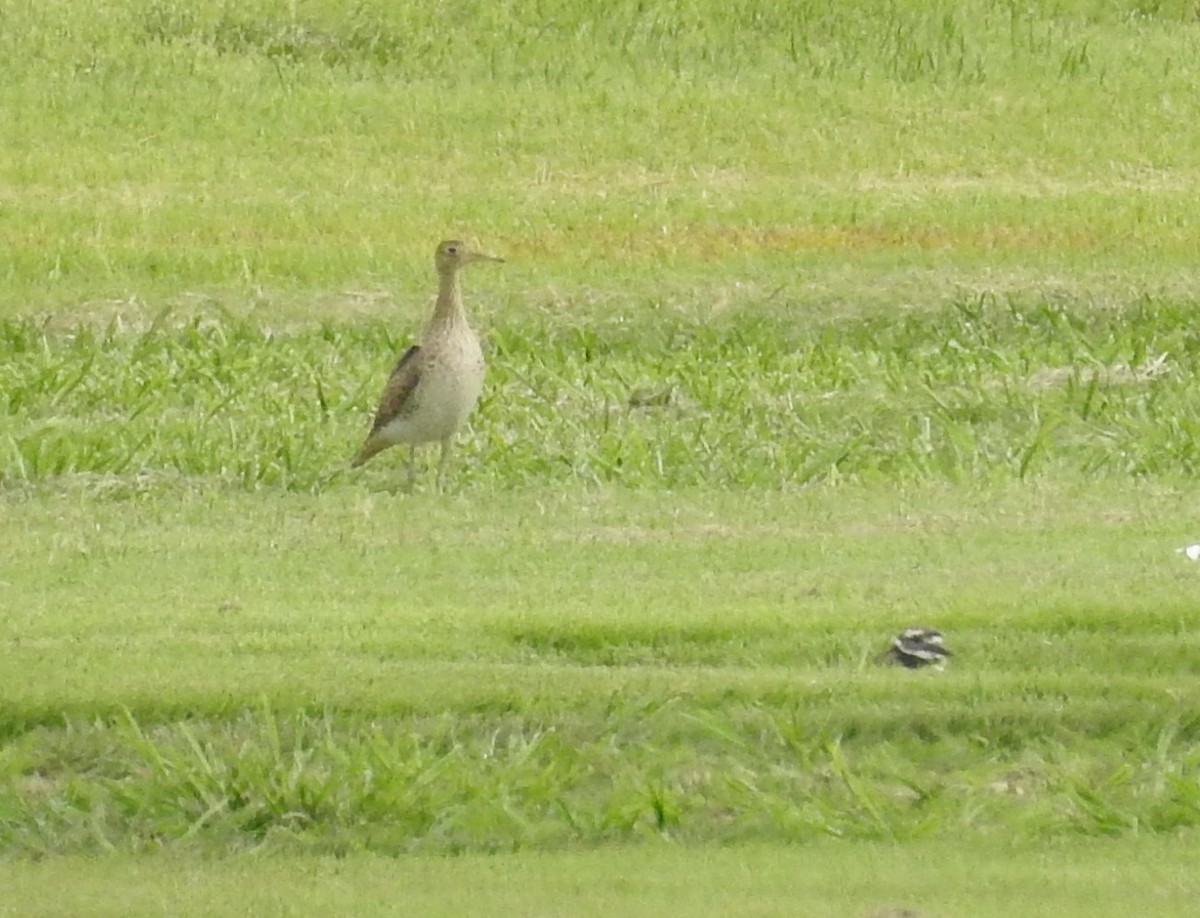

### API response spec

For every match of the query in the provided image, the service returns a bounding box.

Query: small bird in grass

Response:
[351,239,503,490]
[880,626,952,669]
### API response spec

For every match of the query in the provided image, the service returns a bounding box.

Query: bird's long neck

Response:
[425,268,467,337]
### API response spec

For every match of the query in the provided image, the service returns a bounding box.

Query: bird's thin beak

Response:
[467,250,505,264]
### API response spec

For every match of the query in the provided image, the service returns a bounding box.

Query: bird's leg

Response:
[436,438,453,493]
[406,445,418,493]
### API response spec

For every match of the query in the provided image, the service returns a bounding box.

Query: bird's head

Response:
[435,239,504,273]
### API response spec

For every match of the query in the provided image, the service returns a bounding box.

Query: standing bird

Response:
[879,626,952,669]
[351,239,503,490]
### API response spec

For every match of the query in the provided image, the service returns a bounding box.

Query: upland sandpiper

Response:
[879,626,952,669]
[351,239,503,489]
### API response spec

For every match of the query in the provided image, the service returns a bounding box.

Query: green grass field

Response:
[4,1,1200,914]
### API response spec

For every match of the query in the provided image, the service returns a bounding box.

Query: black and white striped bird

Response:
[880,626,952,669]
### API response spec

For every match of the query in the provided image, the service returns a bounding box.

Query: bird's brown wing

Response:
[368,344,422,434]
[351,345,423,468]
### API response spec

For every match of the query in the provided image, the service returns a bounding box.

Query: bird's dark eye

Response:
[447,245,458,254]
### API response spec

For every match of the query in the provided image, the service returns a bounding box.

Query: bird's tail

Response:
[350,436,386,468]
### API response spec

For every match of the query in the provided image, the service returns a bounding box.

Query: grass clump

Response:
[5,701,1200,856]
[4,293,1199,491]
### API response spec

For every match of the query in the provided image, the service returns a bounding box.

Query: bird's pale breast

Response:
[383,331,484,445]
